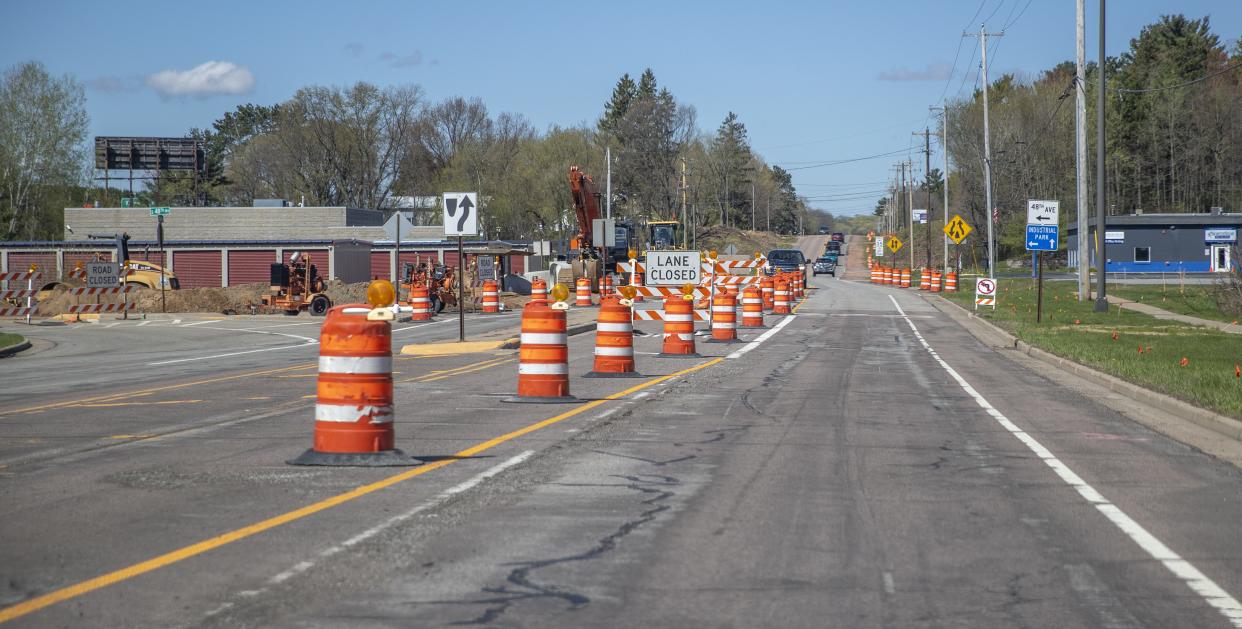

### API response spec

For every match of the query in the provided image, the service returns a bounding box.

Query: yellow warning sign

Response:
[886,235,904,253]
[944,214,973,244]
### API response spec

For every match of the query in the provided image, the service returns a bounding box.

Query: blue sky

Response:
[3,0,1239,215]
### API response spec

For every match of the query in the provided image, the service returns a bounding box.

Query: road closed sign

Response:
[645,251,701,285]
[86,261,120,287]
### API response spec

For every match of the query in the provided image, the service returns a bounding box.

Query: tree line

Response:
[939,14,1241,261]
[0,63,823,242]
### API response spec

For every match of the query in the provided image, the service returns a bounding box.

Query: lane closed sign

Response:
[645,251,701,285]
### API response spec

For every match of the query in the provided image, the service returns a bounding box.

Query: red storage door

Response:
[64,250,113,277]
[6,252,58,279]
[509,255,525,275]
[442,251,460,268]
[130,249,165,266]
[173,251,223,288]
[370,251,390,280]
[284,250,330,279]
[227,250,277,286]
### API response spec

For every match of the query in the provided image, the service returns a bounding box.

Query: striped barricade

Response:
[68,285,136,297]
[0,306,36,317]
[0,271,41,283]
[67,302,136,314]
[631,308,709,322]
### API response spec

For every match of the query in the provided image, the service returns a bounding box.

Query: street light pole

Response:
[1094,0,1109,311]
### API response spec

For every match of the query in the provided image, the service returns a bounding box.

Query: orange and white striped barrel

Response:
[900,268,911,288]
[880,267,889,285]
[289,304,411,466]
[930,270,942,293]
[631,272,644,302]
[760,276,775,311]
[741,286,764,328]
[658,295,700,357]
[726,286,742,319]
[481,279,500,313]
[709,291,738,342]
[789,274,800,301]
[945,271,958,292]
[773,279,791,315]
[868,265,877,284]
[585,295,642,377]
[408,285,432,320]
[506,300,576,403]
[575,278,592,307]
[598,274,614,296]
[919,269,931,291]
[530,277,548,305]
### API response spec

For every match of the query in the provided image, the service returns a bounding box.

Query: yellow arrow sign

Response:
[886,235,904,253]
[943,214,973,244]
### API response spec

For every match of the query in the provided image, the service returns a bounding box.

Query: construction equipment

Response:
[646,220,682,250]
[262,251,331,316]
[567,166,603,283]
[84,233,179,291]
[399,259,456,313]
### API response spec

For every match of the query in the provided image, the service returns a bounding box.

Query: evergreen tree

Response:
[598,73,637,137]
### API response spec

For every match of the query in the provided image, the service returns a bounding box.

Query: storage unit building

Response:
[1067,213,1239,274]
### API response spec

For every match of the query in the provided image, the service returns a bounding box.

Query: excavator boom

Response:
[568,166,600,252]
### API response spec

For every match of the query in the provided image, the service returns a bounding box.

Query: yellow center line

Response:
[75,400,204,409]
[0,357,722,624]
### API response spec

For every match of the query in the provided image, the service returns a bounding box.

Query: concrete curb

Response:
[0,340,32,358]
[927,294,1242,442]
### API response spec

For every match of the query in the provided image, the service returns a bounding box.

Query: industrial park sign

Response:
[644,251,702,285]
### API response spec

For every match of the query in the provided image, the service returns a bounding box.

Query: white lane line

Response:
[197,326,317,343]
[887,294,1242,627]
[257,450,536,590]
[104,322,120,328]
[147,342,316,366]
[137,320,150,327]
[180,320,218,327]
[727,316,795,359]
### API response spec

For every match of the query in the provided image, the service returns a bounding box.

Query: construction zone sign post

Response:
[644,251,702,285]
[443,192,479,342]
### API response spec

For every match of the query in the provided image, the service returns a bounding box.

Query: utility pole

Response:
[751,182,756,231]
[932,104,950,270]
[906,160,915,271]
[913,129,934,269]
[606,146,612,219]
[1094,0,1109,311]
[1075,0,1089,301]
[965,24,1003,278]
[681,157,688,248]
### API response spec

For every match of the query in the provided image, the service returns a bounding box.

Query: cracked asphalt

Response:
[3,237,1242,628]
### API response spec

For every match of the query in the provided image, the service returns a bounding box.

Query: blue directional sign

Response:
[1025,224,1059,252]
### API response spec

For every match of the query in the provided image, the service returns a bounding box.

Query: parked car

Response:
[765,248,808,284]
[812,257,836,277]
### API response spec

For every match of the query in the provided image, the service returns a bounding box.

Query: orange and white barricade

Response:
[289,304,411,466]
[584,295,642,378]
[506,300,577,403]
[530,277,548,305]
[741,286,764,328]
[575,278,593,307]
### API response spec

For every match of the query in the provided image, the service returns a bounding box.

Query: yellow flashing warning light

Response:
[754,251,762,259]
[550,283,570,303]
[627,248,638,261]
[74,260,85,270]
[366,279,396,308]
[618,285,637,300]
[708,250,718,260]
[28,264,38,272]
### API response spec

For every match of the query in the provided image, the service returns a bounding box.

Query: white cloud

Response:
[380,51,423,68]
[145,61,255,98]
[877,63,953,82]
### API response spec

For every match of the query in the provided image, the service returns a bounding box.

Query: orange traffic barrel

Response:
[408,285,433,320]
[760,276,775,311]
[919,269,931,291]
[930,270,943,293]
[900,268,911,288]
[584,295,643,378]
[707,291,739,343]
[504,300,577,403]
[289,305,412,466]
[741,286,765,328]
[658,294,700,357]
[887,267,897,286]
[481,279,499,313]
[530,277,548,305]
[871,265,881,284]
[599,274,614,296]
[773,279,791,315]
[575,277,592,307]
[794,274,805,300]
[726,285,742,319]
[945,271,958,292]
[631,272,644,302]
[880,267,890,285]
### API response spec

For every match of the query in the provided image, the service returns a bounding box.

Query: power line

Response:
[1086,60,1242,93]
[1002,0,1034,29]
[782,147,913,171]
[982,0,1008,25]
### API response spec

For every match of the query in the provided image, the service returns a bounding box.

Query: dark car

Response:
[812,257,836,277]
[817,226,830,235]
[824,240,842,254]
[830,232,845,242]
[765,249,808,283]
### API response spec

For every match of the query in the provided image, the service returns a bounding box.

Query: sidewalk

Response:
[1103,294,1241,334]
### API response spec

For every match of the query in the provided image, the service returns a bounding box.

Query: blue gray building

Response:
[1066,212,1238,274]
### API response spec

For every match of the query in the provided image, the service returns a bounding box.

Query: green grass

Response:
[943,279,1242,419]
[0,332,24,348]
[1108,283,1239,324]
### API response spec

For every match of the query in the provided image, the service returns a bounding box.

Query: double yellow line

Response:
[0,357,723,624]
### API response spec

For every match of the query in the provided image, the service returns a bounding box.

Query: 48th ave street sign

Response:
[1026,199,1059,226]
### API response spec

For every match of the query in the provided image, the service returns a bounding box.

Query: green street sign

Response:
[149,206,170,216]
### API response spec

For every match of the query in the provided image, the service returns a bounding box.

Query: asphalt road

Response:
[2,269,1241,628]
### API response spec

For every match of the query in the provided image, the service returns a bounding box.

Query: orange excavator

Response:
[567,166,604,282]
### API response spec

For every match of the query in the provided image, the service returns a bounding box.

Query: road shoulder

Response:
[925,292,1242,468]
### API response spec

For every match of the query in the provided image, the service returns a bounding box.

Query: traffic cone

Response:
[530,277,548,305]
[658,294,700,357]
[504,300,577,403]
[584,295,643,378]
[289,305,413,466]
